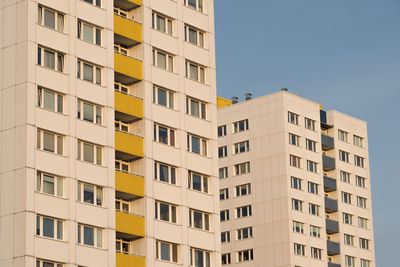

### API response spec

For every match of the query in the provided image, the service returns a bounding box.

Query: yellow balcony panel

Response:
[116,252,145,267]
[115,91,143,121]
[116,211,145,239]
[114,14,142,46]
[114,52,143,83]
[115,170,144,200]
[115,130,144,160]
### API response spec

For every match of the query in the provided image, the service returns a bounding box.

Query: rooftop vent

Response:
[245,93,252,101]
[281,88,288,92]
[232,96,238,104]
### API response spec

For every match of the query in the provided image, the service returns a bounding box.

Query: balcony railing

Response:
[324,176,337,192]
[323,155,336,171]
[115,170,144,200]
[325,197,338,213]
[116,251,145,267]
[321,134,334,151]
[328,262,341,267]
[326,218,339,234]
[327,240,340,256]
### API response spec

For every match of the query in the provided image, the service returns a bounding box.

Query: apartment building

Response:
[217,91,375,267]
[0,0,220,267]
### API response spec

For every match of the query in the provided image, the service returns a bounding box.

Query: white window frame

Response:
[222,253,231,265]
[116,238,130,254]
[153,85,174,109]
[288,111,299,125]
[290,155,301,168]
[356,175,366,188]
[36,214,64,240]
[186,97,207,119]
[218,146,227,158]
[219,167,228,179]
[77,19,102,46]
[358,217,368,229]
[77,59,102,85]
[77,181,103,206]
[218,125,227,137]
[361,259,371,267]
[77,99,102,125]
[345,255,355,267]
[37,86,64,113]
[289,133,300,146]
[237,227,253,240]
[184,0,204,13]
[357,196,367,208]
[156,240,178,263]
[237,249,253,263]
[233,119,249,133]
[309,203,320,216]
[184,24,205,47]
[220,188,229,200]
[77,223,103,248]
[354,155,365,168]
[339,150,350,162]
[37,129,64,155]
[307,160,317,173]
[37,46,64,72]
[343,212,353,225]
[291,176,302,190]
[188,171,209,193]
[155,201,177,224]
[342,192,352,204]
[36,171,63,197]
[154,161,177,185]
[234,140,249,154]
[236,205,252,219]
[340,171,351,183]
[344,234,354,246]
[189,209,210,231]
[152,12,173,35]
[305,117,316,130]
[338,129,349,142]
[115,159,130,173]
[115,120,129,133]
[220,209,229,222]
[185,60,205,83]
[359,238,370,250]
[306,139,316,152]
[234,162,250,176]
[115,81,129,94]
[294,243,305,256]
[190,247,210,267]
[310,247,322,260]
[77,140,103,165]
[153,48,174,71]
[354,135,364,148]
[36,259,64,267]
[308,182,318,194]
[310,225,321,237]
[187,134,208,156]
[292,198,303,212]
[293,221,304,234]
[154,124,176,146]
[116,198,130,213]
[38,5,64,32]
[221,231,230,243]
[235,183,251,197]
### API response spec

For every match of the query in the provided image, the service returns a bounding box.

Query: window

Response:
[354,155,365,167]
[219,167,228,179]
[356,176,366,188]
[237,227,253,240]
[361,259,371,267]
[342,192,352,204]
[359,238,370,250]
[233,119,249,133]
[309,203,320,216]
[291,176,302,190]
[344,234,354,246]
[185,60,205,83]
[114,82,129,94]
[338,129,348,142]
[354,135,364,148]
[339,150,350,162]
[345,255,355,267]
[187,134,208,156]
[156,240,178,263]
[236,205,252,218]
[154,124,175,146]
[38,5,64,32]
[220,210,229,222]
[36,259,64,267]
[77,140,102,165]
[188,171,209,193]
[305,117,315,130]
[83,0,101,7]
[77,224,102,248]
[189,209,210,231]
[292,199,303,212]
[218,146,227,158]
[37,87,63,113]
[289,133,300,146]
[237,249,253,263]
[235,183,251,197]
[290,155,301,168]
[77,20,101,45]
[184,24,205,47]
[310,247,322,260]
[186,97,207,119]
[113,7,129,17]
[36,215,63,240]
[114,43,129,55]
[308,182,318,194]
[234,140,249,154]
[218,125,227,137]
[293,221,304,234]
[340,171,351,183]
[310,225,320,237]
[288,111,299,125]
[115,120,129,133]
[155,201,177,224]
[152,12,173,35]
[153,48,174,71]
[358,217,368,229]
[343,213,353,225]
[37,129,64,155]
[357,196,367,208]
[221,231,230,243]
[294,243,305,256]
[77,60,102,85]
[307,160,317,173]
[154,162,176,185]
[37,46,64,72]
[220,188,229,200]
[153,86,174,109]
[116,198,130,213]
[36,171,63,197]
[190,247,210,267]
[184,0,204,12]
[306,139,316,152]
[77,182,103,206]
[222,253,231,265]
[234,162,250,175]
[116,239,130,254]
[77,99,102,125]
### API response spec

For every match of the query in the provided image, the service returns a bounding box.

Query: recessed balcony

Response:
[116,252,145,267]
[325,197,338,213]
[328,262,341,267]
[114,52,143,84]
[115,130,144,161]
[321,133,335,151]
[326,218,339,234]
[324,176,337,192]
[323,155,336,171]
[327,240,340,256]
[114,14,142,47]
[115,90,143,122]
[116,211,145,240]
[115,170,144,200]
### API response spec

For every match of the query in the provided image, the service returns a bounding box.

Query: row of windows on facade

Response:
[293,219,370,237]
[338,129,365,148]
[289,155,318,172]
[218,119,249,137]
[344,256,372,267]
[289,133,319,151]
[220,205,252,222]
[221,249,253,265]
[218,140,249,158]
[340,170,367,188]
[339,149,366,167]
[218,161,250,179]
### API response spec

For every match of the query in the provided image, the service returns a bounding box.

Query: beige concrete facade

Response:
[218,92,375,267]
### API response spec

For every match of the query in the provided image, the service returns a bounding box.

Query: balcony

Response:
[324,176,337,192]
[326,218,339,234]
[116,252,145,267]
[327,240,340,256]
[114,52,143,83]
[116,211,145,240]
[320,110,333,130]
[114,14,142,47]
[323,155,336,171]
[115,0,142,9]
[325,197,338,213]
[321,134,334,151]
[115,91,143,121]
[115,170,144,200]
[328,263,341,267]
[115,130,144,160]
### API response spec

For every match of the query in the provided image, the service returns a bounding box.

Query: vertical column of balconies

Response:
[321,110,341,266]
[113,1,145,266]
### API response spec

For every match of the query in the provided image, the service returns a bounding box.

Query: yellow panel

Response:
[116,211,145,237]
[115,91,143,119]
[114,14,142,43]
[116,252,145,267]
[115,171,144,198]
[115,131,144,158]
[217,96,232,109]
[114,52,143,81]
[127,0,142,6]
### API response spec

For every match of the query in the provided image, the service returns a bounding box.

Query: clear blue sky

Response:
[215,0,400,265]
